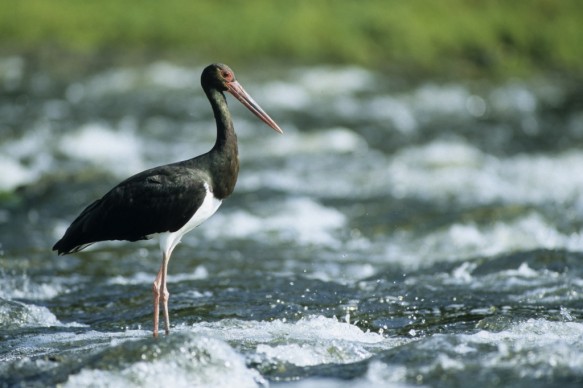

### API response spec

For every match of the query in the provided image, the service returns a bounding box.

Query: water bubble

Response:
[560,306,574,322]
[466,95,487,117]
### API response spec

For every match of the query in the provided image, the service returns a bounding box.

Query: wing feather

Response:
[53,164,210,255]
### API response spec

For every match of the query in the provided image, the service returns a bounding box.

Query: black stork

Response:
[53,63,283,337]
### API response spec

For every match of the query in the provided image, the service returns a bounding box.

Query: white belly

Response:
[159,183,222,257]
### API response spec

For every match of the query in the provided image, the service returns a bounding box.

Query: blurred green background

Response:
[1,0,582,78]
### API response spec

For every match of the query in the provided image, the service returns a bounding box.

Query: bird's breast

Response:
[159,182,222,257]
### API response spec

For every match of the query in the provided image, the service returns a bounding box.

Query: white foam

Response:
[296,66,375,95]
[0,272,65,300]
[244,127,368,158]
[259,66,375,112]
[367,95,418,133]
[383,212,583,268]
[387,140,583,205]
[0,126,55,191]
[462,320,583,378]
[256,342,352,367]
[449,262,478,283]
[417,260,577,306]
[362,80,541,129]
[0,299,83,330]
[193,315,388,344]
[145,62,200,89]
[413,83,471,116]
[107,271,157,286]
[204,197,346,247]
[349,319,580,385]
[0,154,35,191]
[238,147,388,199]
[274,360,411,388]
[58,123,144,176]
[244,137,583,206]
[191,316,401,368]
[83,68,140,97]
[261,81,311,110]
[0,329,143,364]
[490,82,537,114]
[64,335,264,388]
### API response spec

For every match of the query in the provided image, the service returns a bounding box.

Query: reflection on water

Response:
[1,58,583,386]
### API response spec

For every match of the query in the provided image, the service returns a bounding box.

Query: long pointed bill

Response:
[226,80,284,134]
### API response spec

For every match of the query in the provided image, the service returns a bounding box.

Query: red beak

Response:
[226,80,284,134]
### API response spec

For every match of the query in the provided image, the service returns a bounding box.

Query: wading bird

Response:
[53,63,283,337]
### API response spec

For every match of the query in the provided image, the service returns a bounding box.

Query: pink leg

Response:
[161,277,170,335]
[152,252,171,337]
[152,268,163,337]
[160,257,170,335]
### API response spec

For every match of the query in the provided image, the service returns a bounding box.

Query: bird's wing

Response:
[53,165,210,254]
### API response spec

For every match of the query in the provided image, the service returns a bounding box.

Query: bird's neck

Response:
[208,88,238,152]
[204,88,239,199]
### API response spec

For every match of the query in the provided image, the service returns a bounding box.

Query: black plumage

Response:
[53,165,210,253]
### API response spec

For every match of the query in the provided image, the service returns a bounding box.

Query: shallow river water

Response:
[1,57,583,387]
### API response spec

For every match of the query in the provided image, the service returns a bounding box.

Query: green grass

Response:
[1,0,582,78]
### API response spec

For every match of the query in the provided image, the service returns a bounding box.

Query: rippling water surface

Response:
[1,57,583,387]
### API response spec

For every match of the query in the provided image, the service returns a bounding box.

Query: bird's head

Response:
[201,63,235,91]
[201,63,283,134]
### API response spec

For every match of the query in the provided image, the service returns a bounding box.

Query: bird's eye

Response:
[222,70,232,80]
